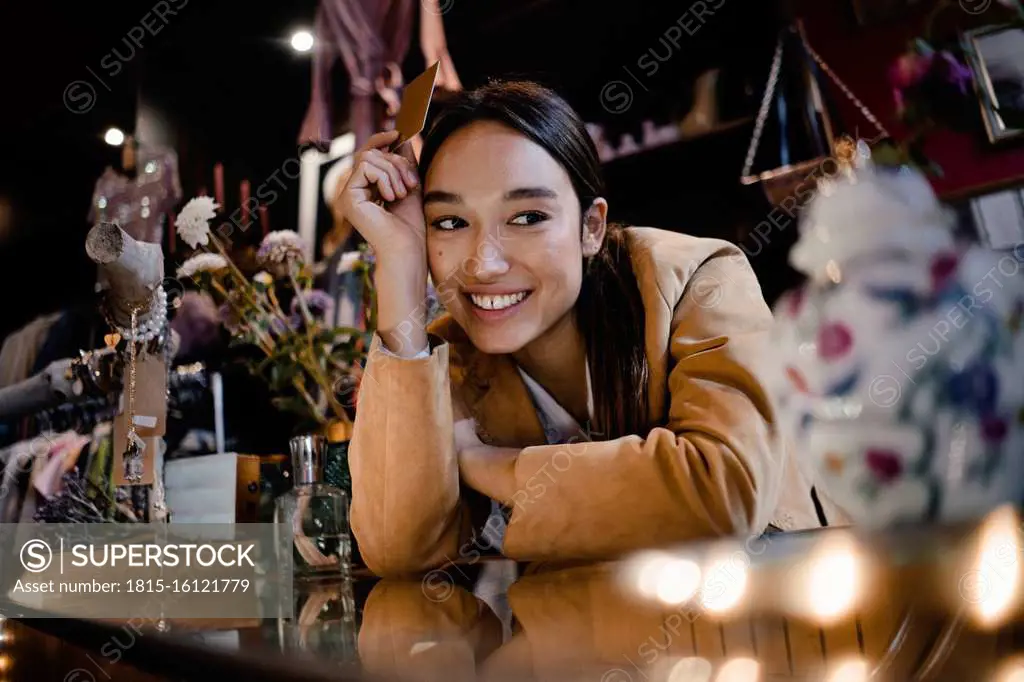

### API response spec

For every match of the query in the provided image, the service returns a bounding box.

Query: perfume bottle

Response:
[274,435,351,579]
[277,578,358,664]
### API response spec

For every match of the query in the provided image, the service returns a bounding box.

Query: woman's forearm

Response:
[374,256,429,357]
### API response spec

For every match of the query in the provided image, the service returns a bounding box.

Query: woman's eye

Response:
[431,216,468,231]
[509,211,549,226]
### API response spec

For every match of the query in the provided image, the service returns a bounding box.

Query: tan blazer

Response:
[350,227,830,577]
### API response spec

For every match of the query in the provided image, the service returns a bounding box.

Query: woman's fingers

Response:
[364,150,409,199]
[365,129,401,150]
[394,144,420,186]
[353,154,406,203]
[360,163,396,202]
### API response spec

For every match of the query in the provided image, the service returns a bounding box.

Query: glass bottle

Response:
[274,434,351,579]
[276,577,358,666]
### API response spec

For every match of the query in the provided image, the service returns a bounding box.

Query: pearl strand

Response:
[113,287,168,343]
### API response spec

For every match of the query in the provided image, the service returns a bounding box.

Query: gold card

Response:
[392,61,440,151]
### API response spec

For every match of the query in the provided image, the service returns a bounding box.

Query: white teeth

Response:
[469,291,527,311]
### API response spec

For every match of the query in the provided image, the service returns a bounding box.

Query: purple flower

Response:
[932,51,973,96]
[218,303,240,334]
[291,289,335,323]
[269,317,289,335]
[889,45,975,129]
[889,51,933,91]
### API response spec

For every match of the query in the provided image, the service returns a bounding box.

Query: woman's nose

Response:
[469,231,510,280]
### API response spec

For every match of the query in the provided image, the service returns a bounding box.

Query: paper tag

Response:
[113,353,167,486]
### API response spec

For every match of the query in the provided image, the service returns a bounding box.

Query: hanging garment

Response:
[298,0,417,147]
[0,312,62,389]
[88,146,182,245]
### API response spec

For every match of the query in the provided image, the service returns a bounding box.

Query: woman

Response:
[338,81,830,576]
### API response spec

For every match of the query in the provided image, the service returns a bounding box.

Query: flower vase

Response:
[324,419,361,566]
[765,156,1024,527]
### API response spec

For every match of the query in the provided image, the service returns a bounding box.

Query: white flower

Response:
[336,251,362,274]
[175,196,220,248]
[176,253,228,278]
[257,230,306,266]
[254,271,274,286]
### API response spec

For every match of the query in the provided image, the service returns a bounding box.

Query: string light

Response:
[797,534,863,623]
[714,658,759,682]
[965,506,1021,628]
[700,552,748,613]
[992,656,1024,682]
[826,658,869,682]
[666,657,712,682]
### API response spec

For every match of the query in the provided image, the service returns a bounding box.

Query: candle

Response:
[168,211,176,255]
[212,372,225,454]
[258,204,269,237]
[213,163,225,207]
[240,179,251,226]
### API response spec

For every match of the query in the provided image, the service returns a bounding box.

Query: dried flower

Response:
[337,251,362,274]
[292,289,335,322]
[175,197,220,248]
[218,303,241,334]
[176,253,228,278]
[258,230,306,270]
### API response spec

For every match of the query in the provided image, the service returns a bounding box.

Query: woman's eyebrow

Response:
[423,187,558,205]
[504,187,558,200]
[423,190,462,205]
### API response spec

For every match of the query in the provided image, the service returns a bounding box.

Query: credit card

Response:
[391,61,440,151]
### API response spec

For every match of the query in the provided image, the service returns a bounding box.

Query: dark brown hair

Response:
[418,80,650,438]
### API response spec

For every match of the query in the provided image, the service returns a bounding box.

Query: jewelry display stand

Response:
[85,222,171,523]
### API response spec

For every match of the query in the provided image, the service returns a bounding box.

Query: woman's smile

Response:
[464,289,534,321]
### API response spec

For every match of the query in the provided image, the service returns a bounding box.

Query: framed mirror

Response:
[963,25,1024,144]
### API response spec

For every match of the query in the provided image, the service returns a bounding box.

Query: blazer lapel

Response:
[466,352,548,448]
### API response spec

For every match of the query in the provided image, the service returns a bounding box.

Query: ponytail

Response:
[576,223,650,439]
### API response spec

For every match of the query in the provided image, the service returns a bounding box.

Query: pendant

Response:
[123,432,145,482]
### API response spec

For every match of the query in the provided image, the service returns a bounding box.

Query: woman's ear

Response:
[582,198,609,257]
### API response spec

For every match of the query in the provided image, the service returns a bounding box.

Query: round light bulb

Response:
[291,30,314,53]
[104,127,125,146]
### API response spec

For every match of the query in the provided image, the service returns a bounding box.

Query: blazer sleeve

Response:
[501,250,785,561]
[349,336,478,576]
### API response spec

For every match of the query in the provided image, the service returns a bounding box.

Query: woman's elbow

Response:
[352,525,448,577]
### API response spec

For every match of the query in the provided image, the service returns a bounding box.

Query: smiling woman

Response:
[335,81,835,576]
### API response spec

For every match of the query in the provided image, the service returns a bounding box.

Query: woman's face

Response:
[423,120,600,355]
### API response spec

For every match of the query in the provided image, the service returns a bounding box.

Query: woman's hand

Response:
[458,445,520,506]
[335,130,429,356]
[334,130,424,262]
[452,391,519,504]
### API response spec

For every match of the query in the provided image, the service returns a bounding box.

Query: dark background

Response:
[4,0,1020,345]
[0,0,821,343]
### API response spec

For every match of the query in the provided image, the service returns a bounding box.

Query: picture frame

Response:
[968,186,1024,249]
[962,25,1024,144]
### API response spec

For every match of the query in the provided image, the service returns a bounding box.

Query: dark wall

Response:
[1,0,798,345]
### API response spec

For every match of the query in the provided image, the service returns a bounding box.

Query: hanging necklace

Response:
[123,304,144,483]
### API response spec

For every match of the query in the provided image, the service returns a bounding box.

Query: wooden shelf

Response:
[600,117,755,166]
